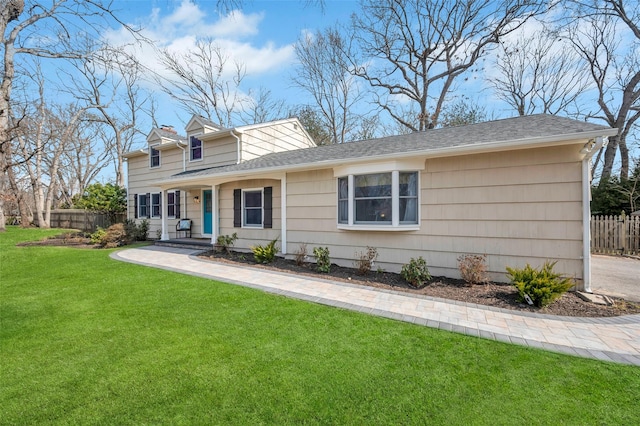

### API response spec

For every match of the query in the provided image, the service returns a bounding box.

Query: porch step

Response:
[154,239,213,251]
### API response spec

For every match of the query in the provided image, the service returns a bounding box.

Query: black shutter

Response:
[264,186,272,229]
[145,193,150,218]
[158,193,162,218]
[175,190,181,219]
[134,194,138,219]
[233,189,241,227]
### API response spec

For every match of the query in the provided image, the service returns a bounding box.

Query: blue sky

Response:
[106,0,360,130]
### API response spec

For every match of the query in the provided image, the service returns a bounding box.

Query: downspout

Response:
[581,137,606,293]
[230,130,241,164]
[175,140,187,172]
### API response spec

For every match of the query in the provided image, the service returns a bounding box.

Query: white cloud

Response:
[103,0,295,82]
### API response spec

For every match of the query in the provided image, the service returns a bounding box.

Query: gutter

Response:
[581,136,607,293]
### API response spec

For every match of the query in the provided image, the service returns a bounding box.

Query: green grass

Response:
[1,227,639,425]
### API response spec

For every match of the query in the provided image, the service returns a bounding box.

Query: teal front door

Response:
[203,190,213,234]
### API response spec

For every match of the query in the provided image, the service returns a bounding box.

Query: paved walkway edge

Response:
[110,247,640,366]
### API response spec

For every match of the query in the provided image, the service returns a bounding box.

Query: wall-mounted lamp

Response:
[579,139,596,155]
[193,196,200,204]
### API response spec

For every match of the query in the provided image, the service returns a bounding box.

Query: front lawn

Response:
[1,227,639,425]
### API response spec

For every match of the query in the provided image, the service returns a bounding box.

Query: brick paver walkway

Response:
[112,246,640,366]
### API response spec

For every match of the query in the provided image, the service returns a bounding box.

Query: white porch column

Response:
[161,189,169,240]
[211,184,218,245]
[281,175,287,255]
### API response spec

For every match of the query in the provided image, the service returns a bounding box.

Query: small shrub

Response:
[294,243,308,266]
[458,254,489,285]
[252,238,279,264]
[124,219,149,241]
[354,246,378,275]
[313,246,331,273]
[99,223,128,248]
[90,228,106,244]
[506,261,574,308]
[401,256,431,288]
[216,232,238,254]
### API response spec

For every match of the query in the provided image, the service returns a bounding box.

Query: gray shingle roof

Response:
[156,128,186,141]
[171,114,614,180]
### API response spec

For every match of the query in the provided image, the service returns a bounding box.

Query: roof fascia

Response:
[162,128,618,186]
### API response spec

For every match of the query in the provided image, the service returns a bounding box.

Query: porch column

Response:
[211,184,218,245]
[161,189,169,240]
[281,175,287,254]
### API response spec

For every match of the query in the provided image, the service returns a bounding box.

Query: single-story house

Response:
[124,113,618,291]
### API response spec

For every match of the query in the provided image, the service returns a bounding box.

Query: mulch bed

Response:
[200,250,640,318]
[17,233,640,318]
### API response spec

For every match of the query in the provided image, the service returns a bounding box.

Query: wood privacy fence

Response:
[591,214,640,255]
[49,209,126,233]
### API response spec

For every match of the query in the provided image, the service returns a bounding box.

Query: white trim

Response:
[242,187,264,228]
[189,134,204,162]
[337,225,420,232]
[281,176,287,254]
[161,190,169,240]
[164,129,618,187]
[334,158,425,177]
[149,144,161,169]
[211,185,218,244]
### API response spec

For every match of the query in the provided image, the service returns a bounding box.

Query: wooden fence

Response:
[591,214,640,255]
[49,209,126,233]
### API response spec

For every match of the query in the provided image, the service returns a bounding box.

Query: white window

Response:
[190,136,202,161]
[338,171,419,229]
[151,193,161,218]
[150,145,160,168]
[167,191,180,219]
[138,194,149,218]
[243,189,263,227]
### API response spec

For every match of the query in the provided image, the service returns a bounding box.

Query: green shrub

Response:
[401,257,431,288]
[506,261,574,308]
[354,246,378,275]
[457,254,489,285]
[90,228,107,244]
[216,232,238,254]
[313,246,331,273]
[124,219,149,241]
[251,238,279,264]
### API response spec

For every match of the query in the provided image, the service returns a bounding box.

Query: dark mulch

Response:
[200,250,640,318]
[16,232,97,249]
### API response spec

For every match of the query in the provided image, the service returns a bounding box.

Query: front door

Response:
[203,190,212,235]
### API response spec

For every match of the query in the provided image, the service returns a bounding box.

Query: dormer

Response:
[185,116,225,163]
[145,126,187,168]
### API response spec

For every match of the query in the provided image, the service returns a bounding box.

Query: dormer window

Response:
[190,136,202,161]
[150,145,160,168]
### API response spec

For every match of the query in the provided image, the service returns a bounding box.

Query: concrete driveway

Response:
[591,255,640,302]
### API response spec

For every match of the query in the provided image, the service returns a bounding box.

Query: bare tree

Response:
[563,0,640,182]
[349,0,546,132]
[0,0,139,231]
[66,43,150,186]
[490,28,589,117]
[293,27,366,144]
[242,87,288,124]
[156,39,248,128]
[439,99,487,127]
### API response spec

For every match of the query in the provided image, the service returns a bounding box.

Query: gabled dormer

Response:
[145,125,187,169]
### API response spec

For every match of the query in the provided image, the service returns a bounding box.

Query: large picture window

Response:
[338,171,419,228]
[190,136,202,161]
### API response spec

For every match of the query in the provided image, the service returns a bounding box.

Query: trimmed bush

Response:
[401,257,431,288]
[354,246,378,276]
[90,228,107,245]
[458,254,489,285]
[99,223,128,248]
[252,238,279,264]
[506,261,574,308]
[124,219,149,242]
[216,233,238,254]
[313,247,331,273]
[294,243,308,266]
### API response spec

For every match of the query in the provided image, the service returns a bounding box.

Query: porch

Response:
[154,237,214,251]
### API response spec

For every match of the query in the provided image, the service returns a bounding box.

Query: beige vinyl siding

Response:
[242,121,315,161]
[186,138,237,170]
[284,144,585,282]
[218,179,281,249]
[126,153,203,238]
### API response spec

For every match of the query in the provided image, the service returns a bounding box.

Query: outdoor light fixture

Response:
[193,196,200,204]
